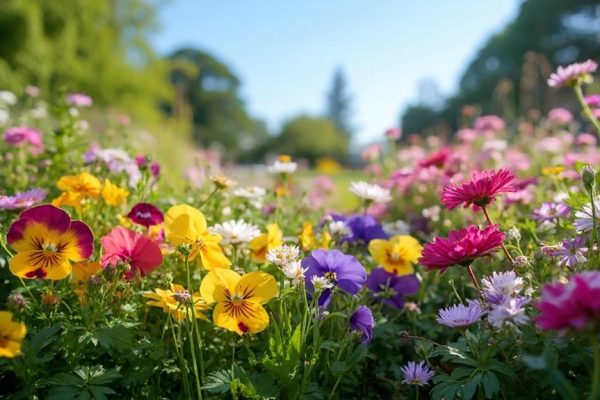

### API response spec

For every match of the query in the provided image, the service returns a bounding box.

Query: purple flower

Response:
[481,271,524,305]
[127,203,164,227]
[0,188,46,210]
[547,60,598,88]
[548,237,588,268]
[150,161,161,178]
[487,296,531,329]
[303,249,367,308]
[331,214,388,244]
[365,268,419,309]
[531,202,570,224]
[401,361,435,386]
[437,301,484,328]
[349,305,375,343]
[585,95,600,108]
[67,93,93,107]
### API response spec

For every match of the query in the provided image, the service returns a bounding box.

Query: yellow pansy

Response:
[249,224,283,263]
[164,204,231,269]
[0,311,27,358]
[144,284,209,322]
[102,179,129,206]
[52,191,83,208]
[56,171,102,198]
[542,166,564,176]
[200,269,277,335]
[368,235,422,275]
[300,222,330,251]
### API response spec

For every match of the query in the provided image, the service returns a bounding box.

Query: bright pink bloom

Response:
[4,127,43,147]
[474,115,505,134]
[547,60,598,88]
[418,148,452,169]
[536,271,600,332]
[441,169,515,210]
[419,225,505,272]
[585,95,600,107]
[127,203,163,227]
[101,226,163,276]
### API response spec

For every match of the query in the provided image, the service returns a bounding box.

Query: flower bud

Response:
[7,292,27,311]
[514,255,530,268]
[582,165,595,193]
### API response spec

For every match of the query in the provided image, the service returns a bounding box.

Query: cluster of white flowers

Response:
[210,220,261,244]
[268,159,297,174]
[349,181,392,204]
[232,186,267,208]
[481,271,530,330]
[267,245,306,286]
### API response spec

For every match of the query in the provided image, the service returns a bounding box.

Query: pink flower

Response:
[547,60,598,88]
[441,169,515,210]
[576,133,597,146]
[457,128,477,143]
[361,144,381,162]
[101,226,163,276]
[385,127,402,140]
[66,93,93,107]
[418,148,452,169]
[25,86,40,97]
[474,115,505,134]
[419,225,505,272]
[4,127,44,154]
[547,108,573,125]
[127,203,164,227]
[536,271,600,332]
[585,95,600,108]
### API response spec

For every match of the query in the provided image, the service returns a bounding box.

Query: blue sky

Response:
[152,0,520,144]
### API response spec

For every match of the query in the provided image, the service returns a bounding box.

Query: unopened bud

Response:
[582,165,595,193]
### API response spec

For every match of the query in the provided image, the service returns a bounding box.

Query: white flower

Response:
[222,206,232,216]
[383,219,410,236]
[0,90,17,106]
[481,271,524,305]
[422,205,441,222]
[266,245,300,267]
[268,159,297,174]
[232,186,267,200]
[487,297,530,329]
[210,220,261,244]
[282,261,307,286]
[574,197,600,232]
[349,181,391,204]
[311,275,334,291]
[328,221,350,236]
[0,109,9,125]
[30,103,48,119]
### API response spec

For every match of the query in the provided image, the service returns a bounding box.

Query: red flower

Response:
[419,225,505,272]
[101,226,163,276]
[441,169,515,210]
[127,203,163,227]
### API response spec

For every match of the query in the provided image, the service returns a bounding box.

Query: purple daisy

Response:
[401,361,435,386]
[531,202,570,224]
[437,301,484,328]
[349,305,375,343]
[547,60,598,88]
[547,237,588,268]
[365,267,419,309]
[0,188,47,210]
[302,249,367,308]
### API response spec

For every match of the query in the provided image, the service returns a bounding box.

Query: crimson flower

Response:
[419,225,505,272]
[442,169,515,210]
[127,203,163,227]
[101,226,163,276]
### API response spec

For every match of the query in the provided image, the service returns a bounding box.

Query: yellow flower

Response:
[249,224,283,263]
[102,179,129,206]
[368,235,422,275]
[211,175,237,190]
[72,261,102,285]
[300,222,330,251]
[0,311,26,358]
[200,269,277,335]
[542,166,564,176]
[52,191,83,208]
[118,214,133,228]
[164,205,231,269]
[315,157,341,174]
[56,172,102,198]
[144,284,209,322]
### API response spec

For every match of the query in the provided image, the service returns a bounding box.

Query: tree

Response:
[273,115,348,164]
[165,48,269,160]
[326,68,354,138]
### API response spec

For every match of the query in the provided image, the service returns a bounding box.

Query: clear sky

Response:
[152,0,521,144]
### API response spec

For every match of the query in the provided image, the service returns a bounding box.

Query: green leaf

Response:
[203,369,233,394]
[462,373,482,400]
[330,361,348,376]
[481,372,500,399]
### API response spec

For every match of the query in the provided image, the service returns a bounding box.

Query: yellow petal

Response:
[199,242,231,270]
[200,269,241,303]
[368,239,388,264]
[9,251,42,278]
[164,205,208,246]
[236,272,278,304]
[213,301,270,335]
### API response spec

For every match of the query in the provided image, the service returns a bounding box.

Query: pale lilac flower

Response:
[548,237,588,268]
[0,188,46,209]
[547,60,598,88]
[574,197,600,232]
[401,361,435,386]
[531,202,570,224]
[488,297,531,329]
[437,301,485,328]
[66,92,93,107]
[481,271,524,305]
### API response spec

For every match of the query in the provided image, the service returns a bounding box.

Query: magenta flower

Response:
[441,169,515,210]
[0,189,46,210]
[401,361,435,386]
[385,127,402,140]
[437,300,485,328]
[536,271,600,332]
[127,203,164,227]
[547,60,598,88]
[419,225,505,272]
[66,93,93,107]
[4,127,43,147]
[418,147,452,169]
[101,226,163,277]
[585,95,600,108]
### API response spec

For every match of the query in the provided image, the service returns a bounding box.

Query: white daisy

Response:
[383,219,411,236]
[574,197,600,232]
[232,186,267,200]
[268,156,297,174]
[282,261,307,286]
[266,245,300,267]
[349,181,391,204]
[210,220,260,244]
[328,220,350,236]
[311,275,334,291]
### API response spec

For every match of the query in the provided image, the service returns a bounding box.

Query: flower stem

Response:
[574,83,600,136]
[481,206,515,267]
[466,265,481,290]
[184,254,203,400]
[590,334,600,400]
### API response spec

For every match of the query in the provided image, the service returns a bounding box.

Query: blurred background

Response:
[1,0,599,170]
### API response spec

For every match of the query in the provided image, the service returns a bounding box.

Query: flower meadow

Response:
[1,61,600,400]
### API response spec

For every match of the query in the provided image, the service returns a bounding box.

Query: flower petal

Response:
[200,269,241,303]
[236,272,278,304]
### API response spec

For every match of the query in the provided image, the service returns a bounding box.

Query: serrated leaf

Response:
[203,369,232,394]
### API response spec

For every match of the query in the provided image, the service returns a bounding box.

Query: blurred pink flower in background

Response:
[361,143,381,162]
[535,137,564,153]
[4,126,44,155]
[25,85,40,97]
[67,92,93,107]
[547,107,573,125]
[457,128,477,143]
[474,115,505,134]
[576,133,597,146]
[385,127,402,140]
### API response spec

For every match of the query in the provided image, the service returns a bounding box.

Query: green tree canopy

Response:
[326,68,354,138]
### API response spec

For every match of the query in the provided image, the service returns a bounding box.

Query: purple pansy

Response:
[330,213,388,244]
[349,305,375,343]
[365,268,419,309]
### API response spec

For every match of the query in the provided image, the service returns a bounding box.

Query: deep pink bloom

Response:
[419,225,505,272]
[547,60,598,88]
[127,203,163,227]
[135,154,147,167]
[474,115,505,133]
[585,95,600,107]
[536,271,600,332]
[442,169,515,210]
[150,161,161,178]
[418,148,452,169]
[101,226,163,276]
[576,133,597,146]
[66,93,93,107]
[4,127,43,147]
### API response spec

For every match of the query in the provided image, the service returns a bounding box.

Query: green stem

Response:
[198,188,219,209]
[590,334,600,400]
[574,83,600,136]
[184,254,203,400]
[170,318,192,399]
[482,206,514,267]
